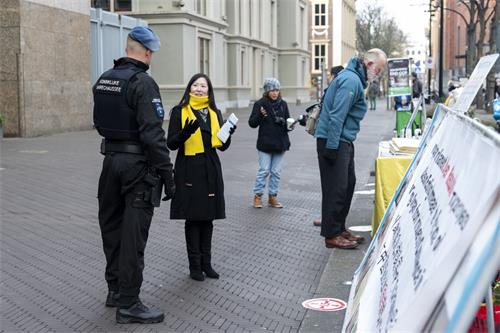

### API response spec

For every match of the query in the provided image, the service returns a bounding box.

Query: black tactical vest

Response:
[93,66,142,140]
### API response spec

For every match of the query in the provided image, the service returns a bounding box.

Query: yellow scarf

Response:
[181,94,222,156]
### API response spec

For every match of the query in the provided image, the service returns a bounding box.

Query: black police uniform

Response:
[93,57,173,306]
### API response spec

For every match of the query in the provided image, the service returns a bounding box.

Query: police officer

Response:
[93,26,174,324]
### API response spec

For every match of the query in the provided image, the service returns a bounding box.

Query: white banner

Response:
[343,105,500,332]
[452,54,499,114]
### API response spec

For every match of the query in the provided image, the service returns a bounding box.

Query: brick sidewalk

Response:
[0,102,394,332]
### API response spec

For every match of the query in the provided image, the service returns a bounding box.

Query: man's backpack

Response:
[303,83,333,136]
[304,103,321,136]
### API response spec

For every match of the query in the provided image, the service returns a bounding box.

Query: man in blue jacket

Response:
[315,48,387,249]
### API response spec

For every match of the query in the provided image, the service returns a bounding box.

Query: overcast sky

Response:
[355,0,429,45]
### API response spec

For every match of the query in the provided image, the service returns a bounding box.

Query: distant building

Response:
[308,0,356,99]
[430,0,494,91]
[93,0,311,111]
[404,43,428,75]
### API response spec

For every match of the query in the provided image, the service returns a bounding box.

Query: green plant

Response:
[0,113,4,126]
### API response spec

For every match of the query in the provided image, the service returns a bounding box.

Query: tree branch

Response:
[485,5,495,23]
[442,7,469,25]
[458,0,472,14]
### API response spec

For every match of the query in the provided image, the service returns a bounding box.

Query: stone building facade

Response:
[1,0,311,137]
[1,0,91,137]
[96,0,311,113]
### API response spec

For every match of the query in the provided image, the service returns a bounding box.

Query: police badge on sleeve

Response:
[152,98,165,119]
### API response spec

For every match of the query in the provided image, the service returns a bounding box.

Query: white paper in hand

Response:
[217,113,238,143]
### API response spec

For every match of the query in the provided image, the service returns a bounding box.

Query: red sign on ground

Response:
[302,298,347,312]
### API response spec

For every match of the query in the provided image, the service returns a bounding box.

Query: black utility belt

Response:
[100,139,144,154]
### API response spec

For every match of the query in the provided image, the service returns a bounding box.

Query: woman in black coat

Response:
[248,78,290,209]
[167,73,234,281]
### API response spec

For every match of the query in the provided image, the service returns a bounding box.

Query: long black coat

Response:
[248,97,291,153]
[167,106,230,220]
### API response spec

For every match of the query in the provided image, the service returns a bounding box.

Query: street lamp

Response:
[438,0,444,98]
[427,0,437,99]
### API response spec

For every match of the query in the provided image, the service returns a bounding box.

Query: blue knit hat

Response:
[128,26,161,52]
[263,78,281,92]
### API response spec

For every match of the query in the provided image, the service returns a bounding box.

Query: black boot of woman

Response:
[185,220,204,281]
[200,221,219,279]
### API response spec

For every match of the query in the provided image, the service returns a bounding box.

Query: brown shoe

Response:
[253,194,263,208]
[313,218,321,227]
[340,231,365,244]
[325,235,358,249]
[268,195,283,208]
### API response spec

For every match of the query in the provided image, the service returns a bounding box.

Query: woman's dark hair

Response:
[177,73,218,111]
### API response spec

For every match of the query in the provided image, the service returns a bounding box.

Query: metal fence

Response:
[90,8,147,84]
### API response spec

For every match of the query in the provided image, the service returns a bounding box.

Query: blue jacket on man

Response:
[315,57,368,149]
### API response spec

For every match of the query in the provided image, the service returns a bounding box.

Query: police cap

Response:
[128,26,161,52]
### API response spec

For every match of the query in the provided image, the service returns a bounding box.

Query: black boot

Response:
[185,221,204,281]
[105,290,120,307]
[200,221,219,279]
[116,300,164,324]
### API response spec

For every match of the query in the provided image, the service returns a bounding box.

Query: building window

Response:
[91,0,110,10]
[241,49,247,85]
[314,3,326,26]
[195,0,206,16]
[114,0,131,11]
[199,38,210,75]
[248,0,252,37]
[300,6,305,47]
[313,44,326,71]
[90,0,131,11]
[270,0,276,45]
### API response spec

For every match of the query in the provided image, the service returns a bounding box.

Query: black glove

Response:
[181,118,200,137]
[322,148,338,163]
[229,124,237,135]
[297,114,307,126]
[160,170,175,201]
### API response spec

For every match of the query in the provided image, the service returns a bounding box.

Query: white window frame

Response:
[195,0,207,16]
[198,32,211,75]
[312,43,327,73]
[313,1,328,27]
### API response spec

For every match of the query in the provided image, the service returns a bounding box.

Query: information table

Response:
[371,142,413,236]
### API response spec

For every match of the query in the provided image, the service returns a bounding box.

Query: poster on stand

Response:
[342,105,500,333]
[387,58,411,97]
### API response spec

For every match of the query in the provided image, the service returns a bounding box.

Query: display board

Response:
[342,104,500,332]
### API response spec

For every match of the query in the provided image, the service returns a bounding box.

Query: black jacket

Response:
[412,78,423,98]
[93,57,173,181]
[167,105,231,220]
[248,97,291,153]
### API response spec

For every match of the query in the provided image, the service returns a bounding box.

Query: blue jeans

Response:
[253,150,285,196]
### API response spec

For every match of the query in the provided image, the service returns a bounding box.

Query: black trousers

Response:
[185,220,214,269]
[317,139,356,238]
[97,153,154,304]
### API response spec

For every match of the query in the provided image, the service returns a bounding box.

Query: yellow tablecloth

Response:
[371,155,412,236]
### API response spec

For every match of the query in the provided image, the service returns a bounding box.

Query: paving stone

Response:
[1,104,392,332]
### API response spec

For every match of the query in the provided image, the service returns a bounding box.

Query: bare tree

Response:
[356,4,408,57]
[436,0,495,74]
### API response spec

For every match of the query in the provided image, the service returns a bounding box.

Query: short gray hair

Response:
[364,48,387,63]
